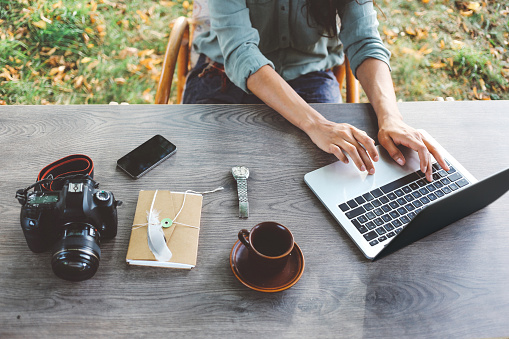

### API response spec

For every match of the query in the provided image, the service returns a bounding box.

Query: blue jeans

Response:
[182,54,341,104]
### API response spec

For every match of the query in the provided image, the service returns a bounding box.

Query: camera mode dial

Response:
[94,190,111,202]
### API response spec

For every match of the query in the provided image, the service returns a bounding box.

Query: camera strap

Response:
[37,154,94,191]
[16,155,95,205]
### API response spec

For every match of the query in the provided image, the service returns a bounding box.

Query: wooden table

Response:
[1,102,508,338]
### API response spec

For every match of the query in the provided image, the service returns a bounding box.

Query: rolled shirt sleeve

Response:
[207,0,274,92]
[339,1,391,78]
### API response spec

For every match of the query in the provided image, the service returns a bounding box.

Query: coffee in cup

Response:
[238,221,294,274]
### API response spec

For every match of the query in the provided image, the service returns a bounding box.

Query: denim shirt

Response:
[193,0,391,93]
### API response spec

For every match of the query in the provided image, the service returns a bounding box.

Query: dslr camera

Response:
[17,176,121,281]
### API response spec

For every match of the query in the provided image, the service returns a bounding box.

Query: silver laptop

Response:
[305,130,509,260]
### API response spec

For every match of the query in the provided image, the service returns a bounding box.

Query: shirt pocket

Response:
[290,24,326,53]
[289,1,327,53]
[246,1,279,53]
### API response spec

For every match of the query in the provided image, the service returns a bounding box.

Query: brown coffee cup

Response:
[238,221,294,274]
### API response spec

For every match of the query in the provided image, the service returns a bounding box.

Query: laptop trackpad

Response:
[305,145,424,204]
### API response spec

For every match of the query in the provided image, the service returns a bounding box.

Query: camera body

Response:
[20,178,118,253]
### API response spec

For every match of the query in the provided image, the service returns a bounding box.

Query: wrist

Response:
[298,109,329,135]
[376,107,403,127]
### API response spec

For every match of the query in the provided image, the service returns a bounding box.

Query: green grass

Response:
[380,0,509,101]
[0,0,188,104]
[0,0,508,104]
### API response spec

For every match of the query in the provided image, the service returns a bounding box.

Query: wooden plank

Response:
[0,102,508,338]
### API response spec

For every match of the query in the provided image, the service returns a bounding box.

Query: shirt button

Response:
[281,5,285,10]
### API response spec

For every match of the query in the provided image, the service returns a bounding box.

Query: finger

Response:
[330,144,349,164]
[339,141,368,172]
[355,143,375,174]
[378,134,405,166]
[353,129,379,162]
[423,138,449,172]
[425,152,433,182]
[396,134,430,174]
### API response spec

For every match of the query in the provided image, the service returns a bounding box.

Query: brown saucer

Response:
[230,240,304,292]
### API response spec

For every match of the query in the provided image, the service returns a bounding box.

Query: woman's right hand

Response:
[304,118,379,174]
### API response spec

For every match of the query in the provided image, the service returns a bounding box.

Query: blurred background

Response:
[0,0,507,105]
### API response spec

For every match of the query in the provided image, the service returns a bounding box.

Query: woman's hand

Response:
[305,119,379,174]
[356,58,449,181]
[378,117,449,181]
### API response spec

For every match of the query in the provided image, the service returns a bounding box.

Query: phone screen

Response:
[117,135,177,179]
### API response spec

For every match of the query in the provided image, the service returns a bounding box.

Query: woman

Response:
[183,0,448,181]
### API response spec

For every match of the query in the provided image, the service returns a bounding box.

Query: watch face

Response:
[232,166,249,179]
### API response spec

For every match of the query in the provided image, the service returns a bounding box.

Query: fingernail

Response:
[369,168,375,175]
[373,155,379,162]
[360,165,366,172]
[396,158,404,166]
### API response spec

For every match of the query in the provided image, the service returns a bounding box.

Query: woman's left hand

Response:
[377,117,449,182]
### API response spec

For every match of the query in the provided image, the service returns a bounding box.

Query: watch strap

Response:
[236,178,249,218]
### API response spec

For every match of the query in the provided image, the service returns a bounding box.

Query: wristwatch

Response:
[231,166,250,218]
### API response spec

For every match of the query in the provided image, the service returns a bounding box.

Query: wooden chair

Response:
[155,16,360,104]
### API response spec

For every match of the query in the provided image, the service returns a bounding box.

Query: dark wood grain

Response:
[1,102,508,338]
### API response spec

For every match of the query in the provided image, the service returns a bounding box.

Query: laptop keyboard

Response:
[338,160,470,247]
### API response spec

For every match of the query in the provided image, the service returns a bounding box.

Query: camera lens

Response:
[51,223,101,281]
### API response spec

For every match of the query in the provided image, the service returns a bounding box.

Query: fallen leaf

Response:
[40,47,57,56]
[119,47,139,59]
[138,49,155,58]
[74,75,84,88]
[383,26,398,37]
[451,40,466,49]
[142,87,153,102]
[81,57,92,64]
[127,63,141,73]
[160,1,176,6]
[87,60,100,70]
[114,77,126,84]
[90,0,98,12]
[405,27,416,36]
[32,20,47,29]
[40,12,52,24]
[430,62,447,69]
[49,65,65,75]
[479,78,486,91]
[0,68,14,81]
[467,2,481,11]
[420,47,433,55]
[136,10,150,24]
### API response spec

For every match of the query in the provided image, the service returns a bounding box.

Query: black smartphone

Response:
[117,135,177,179]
